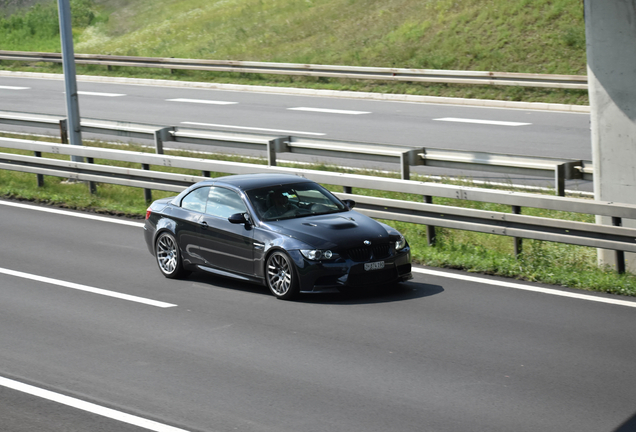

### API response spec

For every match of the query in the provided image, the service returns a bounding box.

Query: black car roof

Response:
[201,173,313,191]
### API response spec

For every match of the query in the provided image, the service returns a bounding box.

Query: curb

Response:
[0,70,590,113]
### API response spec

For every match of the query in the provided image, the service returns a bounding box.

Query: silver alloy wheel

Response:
[156,233,178,275]
[267,252,293,297]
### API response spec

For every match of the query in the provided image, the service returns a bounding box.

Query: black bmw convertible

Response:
[144,173,412,299]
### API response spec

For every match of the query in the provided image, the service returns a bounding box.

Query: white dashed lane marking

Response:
[288,107,371,115]
[0,200,143,227]
[77,91,126,97]
[0,267,177,308]
[433,117,531,126]
[167,98,237,105]
[181,121,326,136]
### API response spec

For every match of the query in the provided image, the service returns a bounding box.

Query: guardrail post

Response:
[267,140,277,167]
[564,160,583,180]
[512,206,522,256]
[87,157,96,194]
[343,186,352,194]
[400,150,423,180]
[59,119,68,144]
[424,195,436,246]
[34,151,44,187]
[142,164,152,203]
[153,127,173,155]
[555,164,566,196]
[400,153,410,180]
[154,129,164,155]
[612,217,626,274]
[267,137,290,167]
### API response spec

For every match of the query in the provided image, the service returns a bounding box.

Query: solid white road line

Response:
[288,107,371,115]
[412,267,636,308]
[0,85,30,90]
[181,121,326,136]
[167,98,237,105]
[433,117,531,126]
[77,91,125,97]
[0,376,191,432]
[0,200,144,227]
[0,267,177,308]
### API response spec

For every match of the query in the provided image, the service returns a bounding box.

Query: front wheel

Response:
[155,232,188,279]
[266,251,299,300]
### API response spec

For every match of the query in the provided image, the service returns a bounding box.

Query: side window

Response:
[206,187,247,219]
[181,186,209,213]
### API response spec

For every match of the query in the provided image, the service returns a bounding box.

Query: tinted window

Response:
[246,182,346,221]
[181,186,209,213]
[206,187,247,218]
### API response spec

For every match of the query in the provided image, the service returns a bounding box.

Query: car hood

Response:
[264,211,390,250]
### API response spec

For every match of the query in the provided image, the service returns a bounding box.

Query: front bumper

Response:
[290,247,412,293]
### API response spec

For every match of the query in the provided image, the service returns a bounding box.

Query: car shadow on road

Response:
[297,281,444,305]
[613,411,636,432]
[186,273,443,304]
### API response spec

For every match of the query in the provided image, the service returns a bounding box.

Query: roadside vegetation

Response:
[1,132,634,297]
[0,0,588,104]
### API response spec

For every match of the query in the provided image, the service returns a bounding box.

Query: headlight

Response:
[395,234,407,251]
[377,221,408,251]
[300,249,339,260]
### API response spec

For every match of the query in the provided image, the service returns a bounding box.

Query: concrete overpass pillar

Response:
[584,0,636,273]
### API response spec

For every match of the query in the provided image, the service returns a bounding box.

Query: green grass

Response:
[2,132,635,297]
[0,0,589,104]
[0,0,99,51]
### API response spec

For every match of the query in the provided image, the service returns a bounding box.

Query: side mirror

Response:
[228,212,249,224]
[342,199,356,209]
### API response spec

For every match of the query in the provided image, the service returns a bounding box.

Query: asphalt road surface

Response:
[1,199,635,432]
[0,74,593,192]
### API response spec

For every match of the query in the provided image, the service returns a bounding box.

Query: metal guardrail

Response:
[0,111,592,195]
[334,194,636,254]
[0,136,634,275]
[0,50,589,90]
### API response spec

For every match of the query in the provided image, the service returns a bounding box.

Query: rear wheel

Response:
[266,251,299,300]
[155,232,188,279]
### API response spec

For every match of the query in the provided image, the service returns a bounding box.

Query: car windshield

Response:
[245,182,348,221]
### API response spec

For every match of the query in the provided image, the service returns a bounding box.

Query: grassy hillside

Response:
[0,0,99,51]
[0,0,41,16]
[84,0,586,74]
[0,0,588,103]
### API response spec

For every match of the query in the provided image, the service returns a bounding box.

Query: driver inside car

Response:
[263,190,297,219]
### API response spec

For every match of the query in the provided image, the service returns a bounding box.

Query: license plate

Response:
[364,261,385,271]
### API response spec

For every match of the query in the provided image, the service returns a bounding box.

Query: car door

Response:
[172,185,210,265]
[197,186,255,276]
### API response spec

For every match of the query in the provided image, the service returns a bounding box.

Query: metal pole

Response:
[612,217,626,274]
[142,164,152,203]
[555,164,565,197]
[512,205,522,257]
[424,195,436,246]
[586,0,636,273]
[57,0,83,161]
